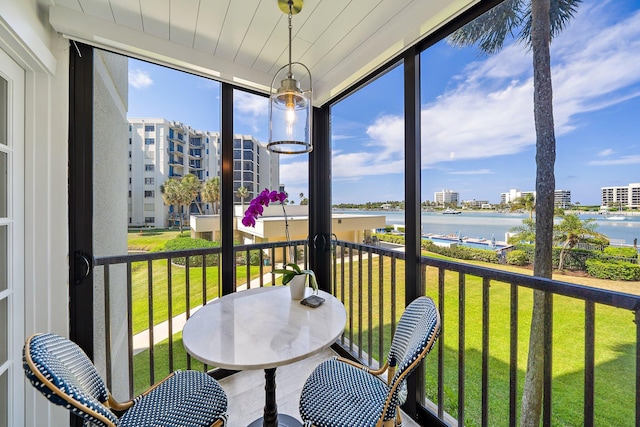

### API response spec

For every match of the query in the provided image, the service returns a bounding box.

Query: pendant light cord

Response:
[287,1,293,78]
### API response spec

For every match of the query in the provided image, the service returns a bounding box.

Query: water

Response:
[334,209,640,246]
[424,236,508,250]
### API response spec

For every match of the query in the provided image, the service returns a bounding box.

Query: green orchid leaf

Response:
[285,263,303,274]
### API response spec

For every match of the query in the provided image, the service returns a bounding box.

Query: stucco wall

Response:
[92,48,130,400]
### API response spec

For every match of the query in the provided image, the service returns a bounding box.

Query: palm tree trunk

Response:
[522,0,556,426]
[558,239,572,271]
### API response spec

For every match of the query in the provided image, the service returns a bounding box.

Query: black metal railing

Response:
[94,239,640,426]
[330,240,640,427]
[93,239,307,395]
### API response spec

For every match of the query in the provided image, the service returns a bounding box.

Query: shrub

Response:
[506,250,528,266]
[585,259,640,281]
[603,246,638,259]
[163,237,220,266]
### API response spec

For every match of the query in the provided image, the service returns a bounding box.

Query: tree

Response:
[508,217,536,244]
[554,213,607,271]
[236,186,249,209]
[510,193,536,219]
[160,178,181,227]
[299,192,309,205]
[202,177,221,214]
[160,174,202,233]
[448,0,581,424]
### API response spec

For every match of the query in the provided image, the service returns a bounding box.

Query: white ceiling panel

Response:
[233,1,282,68]
[192,0,229,54]
[78,0,114,21]
[51,0,82,13]
[45,0,477,105]
[300,0,398,76]
[214,0,261,61]
[139,0,169,39]
[109,0,143,31]
[169,0,200,47]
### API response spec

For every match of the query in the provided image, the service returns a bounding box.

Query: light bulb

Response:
[286,107,296,137]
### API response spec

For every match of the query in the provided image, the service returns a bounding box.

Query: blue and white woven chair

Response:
[299,296,440,427]
[23,333,229,427]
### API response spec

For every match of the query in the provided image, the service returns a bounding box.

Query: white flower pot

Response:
[289,275,307,300]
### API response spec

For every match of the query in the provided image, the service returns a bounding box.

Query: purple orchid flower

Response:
[242,188,288,228]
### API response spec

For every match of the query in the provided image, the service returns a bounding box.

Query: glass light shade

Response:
[268,63,312,154]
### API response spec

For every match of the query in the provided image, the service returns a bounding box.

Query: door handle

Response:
[74,252,92,285]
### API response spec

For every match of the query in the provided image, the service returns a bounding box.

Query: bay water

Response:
[333,210,640,247]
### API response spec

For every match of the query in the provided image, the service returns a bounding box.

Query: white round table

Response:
[183,286,346,427]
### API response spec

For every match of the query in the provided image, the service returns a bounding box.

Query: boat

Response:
[442,208,461,215]
[606,205,626,220]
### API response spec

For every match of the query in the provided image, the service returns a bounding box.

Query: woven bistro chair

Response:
[299,296,440,427]
[23,333,229,427]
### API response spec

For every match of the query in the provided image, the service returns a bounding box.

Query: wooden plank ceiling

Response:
[44,0,476,105]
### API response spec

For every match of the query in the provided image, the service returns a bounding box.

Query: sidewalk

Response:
[131,273,268,354]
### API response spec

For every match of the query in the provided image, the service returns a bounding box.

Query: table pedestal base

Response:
[247,414,302,427]
[251,367,302,427]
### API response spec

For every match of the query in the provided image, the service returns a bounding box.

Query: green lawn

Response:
[128,228,184,252]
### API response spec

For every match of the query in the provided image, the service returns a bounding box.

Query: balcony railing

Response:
[93,240,640,426]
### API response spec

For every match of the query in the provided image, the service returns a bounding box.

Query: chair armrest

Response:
[107,371,179,412]
[334,356,389,377]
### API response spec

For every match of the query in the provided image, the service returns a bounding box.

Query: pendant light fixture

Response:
[267,0,312,154]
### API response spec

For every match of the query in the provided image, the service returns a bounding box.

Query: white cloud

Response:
[588,155,640,166]
[235,91,268,117]
[129,69,153,89]
[234,91,268,135]
[448,169,494,175]
[598,149,614,157]
[332,3,640,181]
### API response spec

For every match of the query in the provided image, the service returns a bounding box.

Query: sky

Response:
[127,0,640,206]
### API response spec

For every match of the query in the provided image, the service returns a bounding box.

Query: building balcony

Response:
[92,240,640,426]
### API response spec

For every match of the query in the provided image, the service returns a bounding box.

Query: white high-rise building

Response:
[554,190,571,208]
[434,189,459,206]
[128,119,279,227]
[500,188,535,204]
[601,183,640,208]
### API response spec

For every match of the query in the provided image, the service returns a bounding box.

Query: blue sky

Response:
[128,0,640,206]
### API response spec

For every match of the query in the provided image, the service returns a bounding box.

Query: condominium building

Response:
[128,118,279,227]
[434,189,459,206]
[500,188,535,204]
[554,190,571,208]
[601,183,640,208]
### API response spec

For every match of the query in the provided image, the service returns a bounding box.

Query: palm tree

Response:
[508,217,536,244]
[555,213,607,271]
[236,186,249,209]
[510,193,536,219]
[180,174,203,215]
[160,174,202,233]
[202,177,221,214]
[448,1,581,424]
[160,178,181,228]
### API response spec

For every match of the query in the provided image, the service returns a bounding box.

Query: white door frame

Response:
[0,46,25,427]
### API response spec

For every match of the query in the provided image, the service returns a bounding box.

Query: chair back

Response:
[23,333,118,427]
[385,297,440,415]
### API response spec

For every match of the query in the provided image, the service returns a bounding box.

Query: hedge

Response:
[163,237,220,266]
[506,250,528,266]
[585,259,640,281]
[603,246,638,259]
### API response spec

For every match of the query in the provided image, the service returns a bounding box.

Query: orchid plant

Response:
[242,189,318,292]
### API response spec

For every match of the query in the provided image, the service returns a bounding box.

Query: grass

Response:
[128,228,184,252]
[333,252,635,426]
[128,231,637,425]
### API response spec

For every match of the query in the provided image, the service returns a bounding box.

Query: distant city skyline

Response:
[127,0,639,206]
